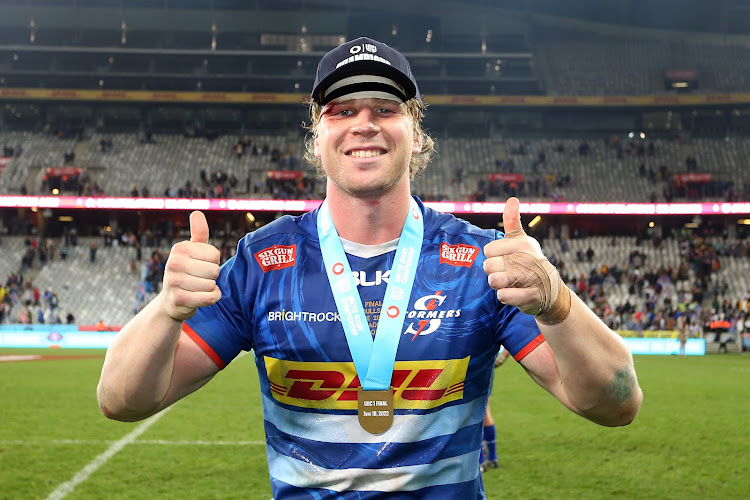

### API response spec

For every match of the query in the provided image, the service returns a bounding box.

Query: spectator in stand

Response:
[21,282,33,307]
[677,315,688,356]
[234,141,245,158]
[19,305,30,324]
[146,250,166,294]
[741,313,750,352]
[0,302,9,324]
[66,311,76,324]
[586,246,595,262]
[21,248,34,273]
[47,308,61,324]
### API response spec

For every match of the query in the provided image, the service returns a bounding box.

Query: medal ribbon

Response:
[317,198,423,391]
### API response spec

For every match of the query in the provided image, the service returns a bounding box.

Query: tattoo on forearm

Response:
[605,368,635,403]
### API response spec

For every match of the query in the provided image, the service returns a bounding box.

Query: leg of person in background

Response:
[481,347,510,472]
[480,399,499,472]
[479,406,486,470]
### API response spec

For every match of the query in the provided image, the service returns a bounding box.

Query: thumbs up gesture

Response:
[482,198,571,325]
[162,211,222,322]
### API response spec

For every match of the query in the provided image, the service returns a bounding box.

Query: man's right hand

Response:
[162,211,222,322]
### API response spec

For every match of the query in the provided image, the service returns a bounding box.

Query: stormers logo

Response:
[404,291,461,339]
[265,356,469,410]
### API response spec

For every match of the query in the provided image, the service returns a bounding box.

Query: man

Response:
[98,37,642,499]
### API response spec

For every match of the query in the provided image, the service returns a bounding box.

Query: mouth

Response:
[345,149,387,158]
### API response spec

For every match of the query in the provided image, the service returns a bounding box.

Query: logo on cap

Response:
[350,43,377,55]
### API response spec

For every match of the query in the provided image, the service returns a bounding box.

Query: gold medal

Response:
[357,387,394,435]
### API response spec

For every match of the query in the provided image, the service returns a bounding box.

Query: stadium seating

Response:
[540,36,671,96]
[1,233,748,341]
[31,237,144,326]
[534,23,750,95]
[76,133,311,198]
[3,131,748,203]
[0,236,25,281]
[1,236,162,325]
[0,131,79,192]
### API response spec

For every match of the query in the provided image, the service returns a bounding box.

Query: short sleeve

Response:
[184,243,254,368]
[495,304,545,362]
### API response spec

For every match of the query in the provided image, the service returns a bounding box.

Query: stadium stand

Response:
[1,235,166,325]
[538,33,672,96]
[532,20,750,95]
[0,131,79,193]
[3,131,749,204]
[1,229,748,353]
[1,1,749,353]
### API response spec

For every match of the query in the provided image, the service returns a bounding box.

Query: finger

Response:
[483,255,506,275]
[483,238,535,259]
[486,270,510,290]
[494,287,540,313]
[190,211,210,244]
[487,268,538,292]
[170,240,221,265]
[502,197,525,239]
[167,257,220,281]
[169,287,222,310]
[170,274,221,294]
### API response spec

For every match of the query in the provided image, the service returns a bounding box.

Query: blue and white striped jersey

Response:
[185,197,543,499]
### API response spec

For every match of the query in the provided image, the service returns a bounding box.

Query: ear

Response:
[313,137,321,158]
[412,131,423,155]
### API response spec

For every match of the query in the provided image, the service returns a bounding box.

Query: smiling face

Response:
[313,98,423,200]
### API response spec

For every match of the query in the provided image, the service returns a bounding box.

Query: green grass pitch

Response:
[1,349,748,499]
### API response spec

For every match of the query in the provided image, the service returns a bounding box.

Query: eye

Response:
[322,104,352,117]
[324,106,353,117]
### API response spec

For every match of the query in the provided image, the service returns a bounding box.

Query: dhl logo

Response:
[264,356,469,410]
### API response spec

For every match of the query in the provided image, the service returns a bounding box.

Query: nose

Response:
[350,108,380,136]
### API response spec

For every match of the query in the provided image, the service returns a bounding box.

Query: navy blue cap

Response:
[311,36,421,105]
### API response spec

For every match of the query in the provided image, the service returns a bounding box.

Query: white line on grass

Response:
[45,407,172,500]
[137,439,266,446]
[2,439,265,446]
[0,355,42,362]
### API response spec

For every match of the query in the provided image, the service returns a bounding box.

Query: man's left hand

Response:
[482,197,570,324]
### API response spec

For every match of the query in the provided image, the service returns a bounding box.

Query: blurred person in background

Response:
[480,347,511,473]
[98,37,642,499]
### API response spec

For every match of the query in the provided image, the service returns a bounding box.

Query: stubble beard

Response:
[328,157,409,200]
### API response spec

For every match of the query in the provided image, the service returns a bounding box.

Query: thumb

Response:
[189,211,210,243]
[502,197,525,238]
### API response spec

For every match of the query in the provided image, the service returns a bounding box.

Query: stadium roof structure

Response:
[0,0,747,35]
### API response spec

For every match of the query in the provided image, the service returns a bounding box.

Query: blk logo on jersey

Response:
[254,244,297,272]
[439,242,479,268]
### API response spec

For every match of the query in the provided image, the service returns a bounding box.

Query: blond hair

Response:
[303,99,435,179]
